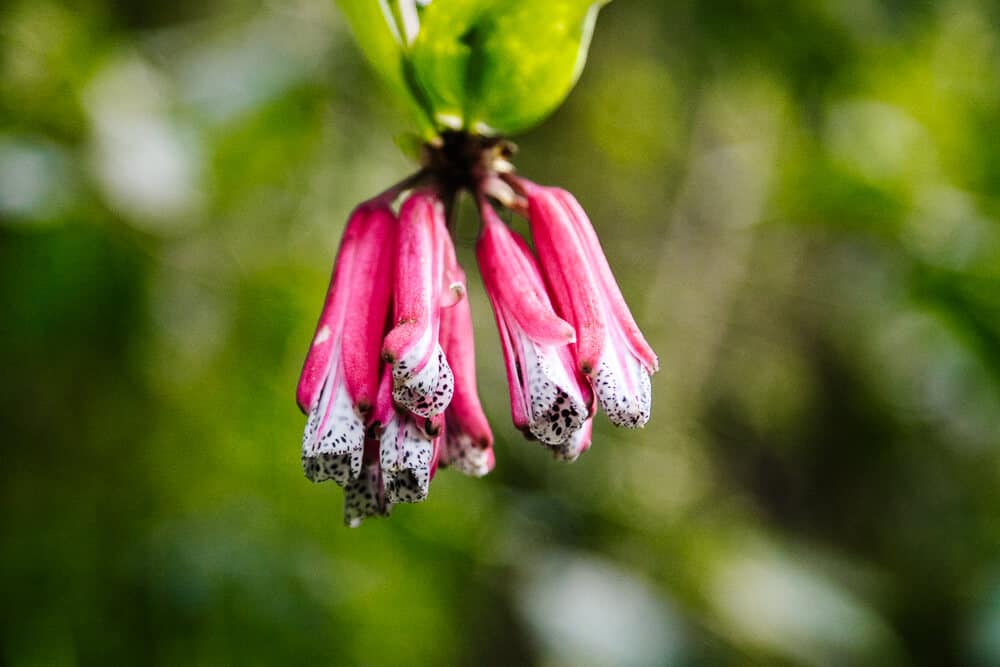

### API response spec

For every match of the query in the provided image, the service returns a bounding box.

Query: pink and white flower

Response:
[520,179,658,429]
[295,135,657,526]
[476,198,592,447]
[298,200,396,484]
[381,191,456,418]
[439,267,496,477]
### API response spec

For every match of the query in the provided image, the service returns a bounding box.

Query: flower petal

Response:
[548,417,593,462]
[482,278,530,435]
[594,330,652,428]
[517,335,588,445]
[521,180,656,429]
[382,191,455,417]
[552,187,658,374]
[380,410,435,504]
[440,277,495,477]
[477,202,589,447]
[298,200,398,416]
[341,203,397,415]
[301,367,365,484]
[297,205,363,413]
[521,181,605,372]
[343,437,389,527]
[478,201,576,347]
[391,335,454,418]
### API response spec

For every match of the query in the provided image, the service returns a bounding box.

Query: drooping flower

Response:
[298,200,396,484]
[519,179,658,429]
[439,267,495,477]
[381,191,456,419]
[295,137,656,526]
[299,0,645,526]
[476,197,592,447]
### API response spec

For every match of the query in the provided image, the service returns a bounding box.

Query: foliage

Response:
[338,0,606,135]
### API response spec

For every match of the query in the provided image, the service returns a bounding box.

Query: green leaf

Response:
[404,0,483,131]
[411,0,606,136]
[467,0,606,135]
[335,0,434,133]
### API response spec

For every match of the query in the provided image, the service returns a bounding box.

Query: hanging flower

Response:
[381,191,456,419]
[296,135,657,524]
[476,197,591,447]
[297,1,653,525]
[439,265,496,477]
[298,200,396,485]
[518,179,658,429]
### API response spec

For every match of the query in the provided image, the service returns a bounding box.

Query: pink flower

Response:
[520,179,658,429]
[296,135,657,525]
[381,191,456,418]
[476,198,592,447]
[298,200,396,484]
[439,267,496,477]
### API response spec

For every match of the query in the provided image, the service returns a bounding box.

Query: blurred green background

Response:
[3,0,1000,665]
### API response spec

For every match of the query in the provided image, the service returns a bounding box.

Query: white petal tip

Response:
[384,470,430,504]
[443,435,494,477]
[343,464,388,526]
[527,383,587,446]
[301,378,366,485]
[379,418,434,504]
[549,445,582,463]
[595,360,652,429]
[302,452,360,485]
[392,345,454,417]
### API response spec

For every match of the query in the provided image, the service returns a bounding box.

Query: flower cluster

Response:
[297,136,656,525]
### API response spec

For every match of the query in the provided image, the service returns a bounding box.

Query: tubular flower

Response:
[520,179,658,429]
[381,191,455,419]
[296,133,655,526]
[439,268,495,477]
[298,200,396,484]
[477,199,592,447]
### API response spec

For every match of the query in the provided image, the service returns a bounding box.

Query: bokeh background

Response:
[3,0,1000,664]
